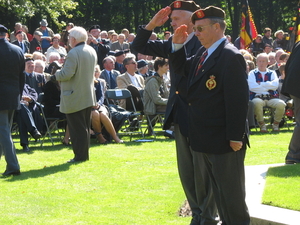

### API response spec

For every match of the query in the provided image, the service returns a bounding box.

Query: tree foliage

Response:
[0,0,299,42]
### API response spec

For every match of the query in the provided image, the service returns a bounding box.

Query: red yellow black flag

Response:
[239,0,258,49]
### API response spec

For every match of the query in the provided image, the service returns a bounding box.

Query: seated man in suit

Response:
[24,57,45,133]
[110,33,130,51]
[12,30,30,54]
[100,56,120,89]
[117,55,145,109]
[30,31,43,53]
[15,84,42,152]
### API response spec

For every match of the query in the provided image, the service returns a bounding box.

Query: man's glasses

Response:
[128,61,137,65]
[193,24,214,32]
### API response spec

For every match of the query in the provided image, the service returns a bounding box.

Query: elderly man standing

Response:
[53,26,97,163]
[0,24,25,176]
[170,6,250,224]
[132,1,218,225]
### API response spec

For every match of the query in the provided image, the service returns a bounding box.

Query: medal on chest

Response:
[206,75,216,90]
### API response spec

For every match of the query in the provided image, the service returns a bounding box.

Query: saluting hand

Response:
[173,25,188,44]
[145,6,172,31]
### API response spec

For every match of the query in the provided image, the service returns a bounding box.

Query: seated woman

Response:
[143,57,173,137]
[92,65,123,144]
[43,78,71,145]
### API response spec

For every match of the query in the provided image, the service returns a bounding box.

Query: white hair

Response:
[69,26,88,43]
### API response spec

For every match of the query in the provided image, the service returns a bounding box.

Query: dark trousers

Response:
[286,95,300,162]
[66,107,92,161]
[200,149,250,225]
[174,124,218,225]
[0,110,20,173]
[15,103,37,146]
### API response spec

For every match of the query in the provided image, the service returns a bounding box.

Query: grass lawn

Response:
[262,164,300,211]
[0,124,297,224]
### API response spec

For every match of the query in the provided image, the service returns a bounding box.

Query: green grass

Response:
[262,164,300,211]
[0,124,297,224]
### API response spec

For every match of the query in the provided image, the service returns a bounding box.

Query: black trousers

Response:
[66,107,92,161]
[200,149,250,225]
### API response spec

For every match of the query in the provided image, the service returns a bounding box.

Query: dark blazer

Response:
[90,41,110,69]
[30,38,42,53]
[100,69,120,89]
[25,72,46,95]
[43,80,62,118]
[12,40,30,54]
[132,25,201,136]
[0,38,25,110]
[170,40,249,154]
[281,41,300,99]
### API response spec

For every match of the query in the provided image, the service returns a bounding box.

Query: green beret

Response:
[169,1,200,13]
[191,6,225,24]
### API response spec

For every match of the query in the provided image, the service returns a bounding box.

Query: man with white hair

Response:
[111,33,130,51]
[52,26,97,163]
[248,53,286,132]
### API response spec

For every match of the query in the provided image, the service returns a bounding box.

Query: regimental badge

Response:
[174,1,181,8]
[196,10,205,19]
[206,75,216,90]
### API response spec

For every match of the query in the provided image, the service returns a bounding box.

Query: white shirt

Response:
[128,73,141,88]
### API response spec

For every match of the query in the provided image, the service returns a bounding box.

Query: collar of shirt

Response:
[105,69,112,75]
[205,37,227,63]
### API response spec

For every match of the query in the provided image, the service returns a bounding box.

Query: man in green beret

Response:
[170,6,250,225]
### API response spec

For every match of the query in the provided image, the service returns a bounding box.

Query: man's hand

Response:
[145,6,171,31]
[173,25,188,44]
[230,141,243,151]
[22,96,32,103]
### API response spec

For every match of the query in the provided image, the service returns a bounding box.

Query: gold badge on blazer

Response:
[206,75,216,90]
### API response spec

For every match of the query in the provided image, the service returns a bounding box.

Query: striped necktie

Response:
[194,50,208,76]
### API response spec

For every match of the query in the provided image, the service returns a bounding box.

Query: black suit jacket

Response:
[132,25,201,136]
[281,41,300,99]
[12,40,30,54]
[30,38,42,53]
[25,72,46,95]
[0,38,25,110]
[170,40,249,154]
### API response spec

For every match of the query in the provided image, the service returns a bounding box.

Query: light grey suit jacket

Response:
[110,41,130,51]
[116,72,145,108]
[55,43,97,114]
[100,69,120,89]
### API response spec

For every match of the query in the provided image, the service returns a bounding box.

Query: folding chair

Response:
[36,93,66,146]
[105,89,144,140]
[144,112,165,138]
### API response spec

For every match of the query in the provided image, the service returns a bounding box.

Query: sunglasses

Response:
[128,61,137,65]
[193,24,214,32]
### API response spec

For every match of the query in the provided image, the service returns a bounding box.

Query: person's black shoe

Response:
[23,145,30,152]
[31,129,42,140]
[2,170,21,177]
[164,131,175,139]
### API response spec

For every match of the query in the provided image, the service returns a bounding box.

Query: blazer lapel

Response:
[190,40,227,86]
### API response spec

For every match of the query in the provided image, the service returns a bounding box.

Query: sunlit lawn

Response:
[0,123,296,224]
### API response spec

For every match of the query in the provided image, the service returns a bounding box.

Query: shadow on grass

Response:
[1,162,73,182]
[267,164,300,178]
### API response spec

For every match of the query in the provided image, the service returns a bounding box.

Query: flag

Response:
[239,0,258,49]
[286,1,300,52]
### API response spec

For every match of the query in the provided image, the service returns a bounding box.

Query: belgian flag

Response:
[239,0,258,49]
